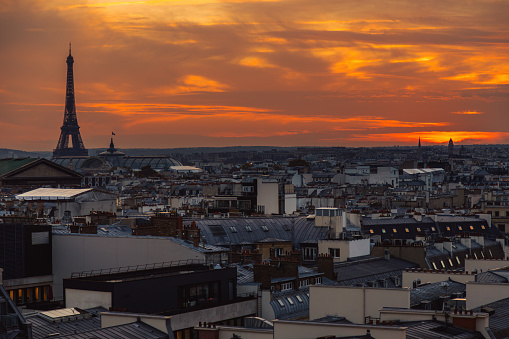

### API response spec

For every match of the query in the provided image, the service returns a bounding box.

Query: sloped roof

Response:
[0,157,82,178]
[0,158,37,176]
[16,188,94,200]
[335,257,418,285]
[194,217,330,248]
[410,280,466,307]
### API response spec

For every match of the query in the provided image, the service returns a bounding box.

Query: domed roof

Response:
[98,138,126,157]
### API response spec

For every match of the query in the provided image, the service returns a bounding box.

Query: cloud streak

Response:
[1,0,509,150]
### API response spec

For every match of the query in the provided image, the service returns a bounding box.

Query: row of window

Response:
[276,293,309,308]
[429,250,492,270]
[370,225,485,234]
[228,225,272,233]
[9,285,50,305]
[279,277,322,292]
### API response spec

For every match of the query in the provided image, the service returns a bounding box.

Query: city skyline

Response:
[1,0,509,151]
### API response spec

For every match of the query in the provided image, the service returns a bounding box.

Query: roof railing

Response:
[70,259,205,278]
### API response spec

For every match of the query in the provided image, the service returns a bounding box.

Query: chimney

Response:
[317,254,335,280]
[195,323,219,339]
[460,237,472,249]
[253,262,273,290]
[193,235,200,247]
[80,224,98,234]
[384,249,391,260]
[443,240,453,253]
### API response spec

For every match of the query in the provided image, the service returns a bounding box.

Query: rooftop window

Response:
[261,225,269,232]
[277,299,285,307]
[230,226,237,233]
[287,297,294,305]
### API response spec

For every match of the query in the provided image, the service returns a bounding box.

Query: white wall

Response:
[53,234,205,299]
[284,193,297,214]
[402,271,476,288]
[218,327,272,339]
[257,179,279,215]
[274,320,406,339]
[309,286,410,324]
[464,259,509,273]
[318,238,370,262]
[65,289,111,309]
[466,282,509,309]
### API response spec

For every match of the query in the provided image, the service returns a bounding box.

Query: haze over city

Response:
[1,0,509,151]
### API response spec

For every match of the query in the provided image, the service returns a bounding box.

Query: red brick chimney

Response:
[317,254,335,280]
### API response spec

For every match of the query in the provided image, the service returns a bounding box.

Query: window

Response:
[296,295,303,303]
[470,226,474,230]
[441,260,445,268]
[393,229,397,233]
[245,225,252,232]
[382,229,386,233]
[456,256,461,264]
[281,282,293,291]
[32,231,49,245]
[449,259,453,266]
[369,229,374,234]
[431,227,436,231]
[495,211,500,217]
[287,297,294,305]
[230,226,237,233]
[446,227,450,231]
[329,248,340,258]
[481,225,486,230]
[474,252,478,259]
[299,279,309,288]
[405,228,409,233]
[277,299,285,307]
[458,226,462,231]
[315,277,322,284]
[261,225,269,232]
[432,262,438,270]
[417,228,421,232]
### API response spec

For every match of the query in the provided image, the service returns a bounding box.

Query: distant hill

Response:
[0,148,52,159]
[1,146,295,159]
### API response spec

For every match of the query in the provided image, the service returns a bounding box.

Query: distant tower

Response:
[53,44,88,158]
[448,138,454,158]
[417,136,422,162]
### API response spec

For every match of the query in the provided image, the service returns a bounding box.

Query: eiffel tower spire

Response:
[53,43,88,158]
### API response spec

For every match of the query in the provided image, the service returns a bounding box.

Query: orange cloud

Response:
[452,111,483,115]
[350,131,509,144]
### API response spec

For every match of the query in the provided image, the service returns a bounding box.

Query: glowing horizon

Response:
[1,0,509,151]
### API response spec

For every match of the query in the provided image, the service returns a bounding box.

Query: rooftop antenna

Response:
[69,42,72,55]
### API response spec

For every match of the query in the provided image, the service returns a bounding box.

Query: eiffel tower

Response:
[53,44,88,158]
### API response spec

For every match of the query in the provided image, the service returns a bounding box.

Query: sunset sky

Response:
[1,0,509,151]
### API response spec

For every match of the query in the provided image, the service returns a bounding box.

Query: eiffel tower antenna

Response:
[53,44,88,158]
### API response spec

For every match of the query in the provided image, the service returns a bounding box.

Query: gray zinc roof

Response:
[194,217,330,248]
[410,280,466,307]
